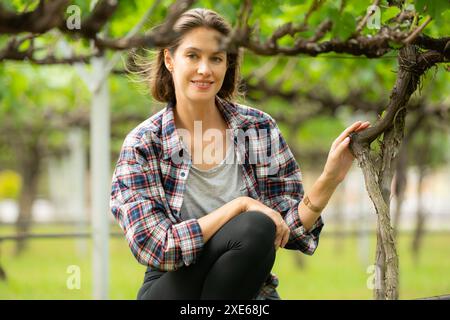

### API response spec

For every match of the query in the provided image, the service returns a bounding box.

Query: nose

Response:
[197,59,212,76]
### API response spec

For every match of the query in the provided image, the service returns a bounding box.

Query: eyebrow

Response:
[184,47,226,55]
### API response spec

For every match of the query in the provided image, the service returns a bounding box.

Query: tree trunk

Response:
[374,226,386,299]
[333,185,344,256]
[352,143,399,300]
[15,144,41,255]
[351,45,429,299]
[392,147,407,238]
[393,113,425,238]
[412,165,426,263]
[0,245,7,281]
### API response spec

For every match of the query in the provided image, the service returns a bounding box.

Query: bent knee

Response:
[234,210,276,245]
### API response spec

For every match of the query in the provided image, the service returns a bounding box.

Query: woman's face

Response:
[164,27,228,104]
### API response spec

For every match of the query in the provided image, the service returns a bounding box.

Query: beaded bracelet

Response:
[303,195,324,213]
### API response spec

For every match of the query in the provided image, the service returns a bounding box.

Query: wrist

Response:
[234,196,248,214]
[302,194,324,213]
[319,171,341,189]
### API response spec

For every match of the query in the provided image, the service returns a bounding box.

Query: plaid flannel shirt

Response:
[110,96,324,300]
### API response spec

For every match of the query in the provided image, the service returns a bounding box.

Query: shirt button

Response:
[180,171,186,177]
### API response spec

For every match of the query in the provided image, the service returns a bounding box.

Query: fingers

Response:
[335,136,352,155]
[274,221,290,250]
[334,122,370,155]
[334,121,370,146]
[274,237,281,250]
[334,121,362,144]
[275,229,289,249]
[274,230,283,250]
[280,226,290,248]
[258,209,289,250]
[355,121,370,132]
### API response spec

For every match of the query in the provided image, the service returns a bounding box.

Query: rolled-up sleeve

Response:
[110,136,204,271]
[262,118,324,255]
[283,200,324,254]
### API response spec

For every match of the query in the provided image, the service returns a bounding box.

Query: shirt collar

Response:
[161,96,250,160]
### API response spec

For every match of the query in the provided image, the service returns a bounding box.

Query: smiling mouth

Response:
[191,81,214,89]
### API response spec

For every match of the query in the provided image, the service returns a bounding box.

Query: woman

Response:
[110,8,370,300]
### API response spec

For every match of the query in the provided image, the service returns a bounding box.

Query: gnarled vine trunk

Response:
[350,45,440,299]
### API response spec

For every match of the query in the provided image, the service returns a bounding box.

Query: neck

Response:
[174,96,223,132]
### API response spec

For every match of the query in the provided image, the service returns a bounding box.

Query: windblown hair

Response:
[140,8,243,103]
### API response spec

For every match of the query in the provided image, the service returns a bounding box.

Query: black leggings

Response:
[137,211,277,300]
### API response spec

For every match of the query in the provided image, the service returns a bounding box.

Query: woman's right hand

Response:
[238,196,290,250]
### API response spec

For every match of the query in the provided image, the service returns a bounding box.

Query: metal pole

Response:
[90,56,110,300]
[68,128,88,256]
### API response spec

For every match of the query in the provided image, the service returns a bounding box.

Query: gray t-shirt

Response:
[180,143,247,220]
[142,144,248,283]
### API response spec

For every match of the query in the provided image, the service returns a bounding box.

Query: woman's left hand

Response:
[322,121,370,185]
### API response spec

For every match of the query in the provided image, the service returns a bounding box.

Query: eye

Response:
[212,57,223,63]
[187,53,197,59]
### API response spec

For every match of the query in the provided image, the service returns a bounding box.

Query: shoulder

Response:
[232,101,278,129]
[119,107,165,161]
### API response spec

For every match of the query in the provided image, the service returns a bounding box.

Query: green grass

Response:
[273,232,450,299]
[0,225,449,300]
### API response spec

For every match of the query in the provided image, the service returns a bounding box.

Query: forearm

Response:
[197,197,245,243]
[298,173,339,231]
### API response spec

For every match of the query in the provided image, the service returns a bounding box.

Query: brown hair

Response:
[146,8,243,103]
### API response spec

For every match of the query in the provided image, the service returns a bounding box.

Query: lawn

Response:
[0,225,449,300]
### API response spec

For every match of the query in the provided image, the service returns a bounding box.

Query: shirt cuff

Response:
[284,202,324,255]
[172,218,204,266]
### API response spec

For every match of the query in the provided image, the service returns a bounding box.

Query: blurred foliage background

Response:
[0,0,449,299]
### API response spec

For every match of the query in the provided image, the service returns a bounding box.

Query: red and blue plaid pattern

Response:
[110,96,324,299]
